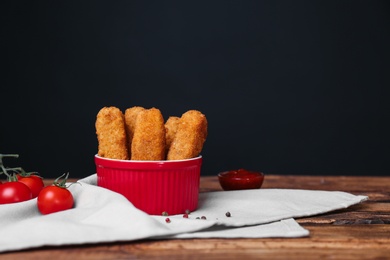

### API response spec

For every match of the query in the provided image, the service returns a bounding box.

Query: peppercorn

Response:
[226,211,231,217]
[165,218,171,223]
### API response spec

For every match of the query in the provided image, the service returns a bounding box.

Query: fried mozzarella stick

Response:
[124,106,145,156]
[167,110,208,160]
[164,116,180,155]
[131,108,166,160]
[95,107,129,160]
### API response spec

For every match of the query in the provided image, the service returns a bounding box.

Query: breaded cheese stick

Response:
[167,110,208,160]
[95,106,129,160]
[164,116,180,155]
[131,108,166,160]
[124,106,145,156]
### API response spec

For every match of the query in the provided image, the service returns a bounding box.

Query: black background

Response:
[2,1,389,179]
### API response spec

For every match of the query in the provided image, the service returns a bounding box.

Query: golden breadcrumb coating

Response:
[124,106,145,156]
[95,106,129,160]
[167,110,208,160]
[164,116,180,155]
[131,108,166,160]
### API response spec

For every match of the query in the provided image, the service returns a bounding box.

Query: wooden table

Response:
[2,175,389,259]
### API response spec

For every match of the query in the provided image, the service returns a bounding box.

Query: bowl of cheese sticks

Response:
[94,106,207,215]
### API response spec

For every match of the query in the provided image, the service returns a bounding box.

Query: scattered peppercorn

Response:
[201,216,206,220]
[165,218,171,223]
[183,214,189,218]
[226,212,231,217]
[185,209,191,215]
[162,211,169,216]
[196,217,200,219]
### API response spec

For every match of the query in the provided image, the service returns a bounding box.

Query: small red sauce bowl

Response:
[218,169,265,191]
[95,155,202,215]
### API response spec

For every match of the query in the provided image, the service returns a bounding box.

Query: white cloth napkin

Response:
[0,174,367,252]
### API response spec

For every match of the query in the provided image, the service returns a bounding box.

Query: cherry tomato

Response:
[37,185,74,214]
[0,181,33,204]
[17,174,44,198]
[18,175,44,196]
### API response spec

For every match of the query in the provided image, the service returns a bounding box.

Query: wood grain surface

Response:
[1,175,389,259]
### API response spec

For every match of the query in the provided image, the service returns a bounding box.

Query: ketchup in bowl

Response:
[218,169,264,191]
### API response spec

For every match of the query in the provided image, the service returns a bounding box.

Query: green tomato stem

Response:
[0,154,20,178]
[0,154,19,165]
[0,165,10,178]
[54,172,70,188]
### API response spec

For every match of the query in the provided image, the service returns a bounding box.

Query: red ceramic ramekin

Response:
[94,155,202,215]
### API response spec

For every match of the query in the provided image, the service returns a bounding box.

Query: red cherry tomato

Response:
[0,181,33,204]
[17,174,44,198]
[37,185,74,214]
